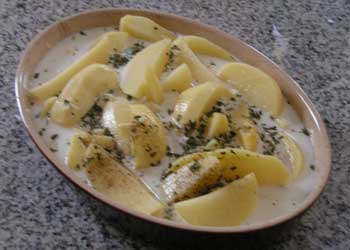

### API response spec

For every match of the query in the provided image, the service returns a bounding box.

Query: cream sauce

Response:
[28,27,321,226]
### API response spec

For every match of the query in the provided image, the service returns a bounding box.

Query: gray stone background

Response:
[0,0,349,249]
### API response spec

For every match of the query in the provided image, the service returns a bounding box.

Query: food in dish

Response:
[28,15,317,227]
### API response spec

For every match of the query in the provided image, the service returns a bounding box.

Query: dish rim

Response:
[15,8,331,234]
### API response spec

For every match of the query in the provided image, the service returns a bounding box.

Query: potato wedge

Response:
[167,148,290,186]
[162,155,221,202]
[50,64,117,126]
[218,63,283,116]
[144,67,164,104]
[174,173,257,227]
[130,104,167,169]
[231,105,258,152]
[40,96,57,117]
[102,98,134,137]
[182,35,233,61]
[120,39,171,98]
[206,112,230,138]
[67,134,87,170]
[85,144,164,215]
[172,82,232,126]
[172,38,221,83]
[120,15,176,42]
[283,133,304,178]
[161,63,192,92]
[30,32,129,100]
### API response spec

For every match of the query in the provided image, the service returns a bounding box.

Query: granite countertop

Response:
[1,0,349,249]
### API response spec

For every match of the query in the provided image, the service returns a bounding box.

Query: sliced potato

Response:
[120,15,176,42]
[218,63,283,116]
[30,32,129,100]
[283,133,304,178]
[168,148,290,186]
[50,64,117,126]
[172,82,232,126]
[206,112,229,138]
[40,96,57,117]
[85,144,164,215]
[182,35,233,60]
[161,64,192,92]
[120,39,171,98]
[103,98,134,137]
[130,104,167,169]
[144,67,164,104]
[172,38,221,83]
[236,118,258,152]
[174,173,257,227]
[91,135,116,151]
[67,135,86,170]
[231,105,258,152]
[162,155,221,202]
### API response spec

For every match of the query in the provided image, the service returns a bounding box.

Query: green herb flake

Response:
[302,127,310,136]
[50,134,58,140]
[189,161,201,173]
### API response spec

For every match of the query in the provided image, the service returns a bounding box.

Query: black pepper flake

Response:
[33,73,40,79]
[153,26,158,30]
[38,128,46,136]
[249,106,262,120]
[50,134,58,140]
[302,127,310,136]
[49,147,57,152]
[79,31,87,36]
[126,95,133,101]
[310,164,315,171]
[189,161,201,173]
[150,152,157,158]
[63,99,70,105]
[103,128,113,137]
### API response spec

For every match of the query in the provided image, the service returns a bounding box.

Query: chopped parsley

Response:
[79,31,87,36]
[189,161,201,173]
[33,73,40,79]
[302,127,310,136]
[50,134,58,140]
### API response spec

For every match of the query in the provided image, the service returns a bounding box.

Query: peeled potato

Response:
[182,35,233,61]
[172,81,232,126]
[130,104,167,169]
[172,38,221,83]
[120,15,176,42]
[161,64,192,92]
[50,64,117,126]
[30,32,129,100]
[40,96,57,117]
[168,148,290,186]
[144,67,164,104]
[84,144,164,215]
[67,134,86,170]
[174,173,257,227]
[120,39,171,98]
[103,98,134,137]
[283,133,304,178]
[206,112,230,138]
[231,105,258,152]
[218,63,283,117]
[162,155,221,202]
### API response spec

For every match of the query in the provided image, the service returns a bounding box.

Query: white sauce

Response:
[28,27,321,226]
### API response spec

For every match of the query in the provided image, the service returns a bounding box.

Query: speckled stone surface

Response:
[0,0,349,249]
